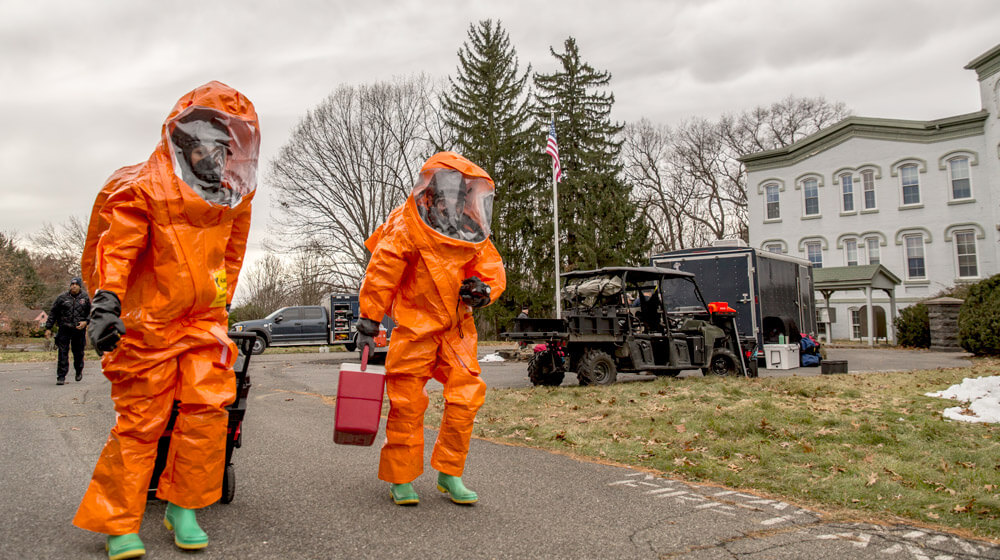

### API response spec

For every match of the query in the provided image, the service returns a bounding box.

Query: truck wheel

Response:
[251,335,267,355]
[221,464,235,504]
[528,353,565,386]
[576,349,617,386]
[704,348,739,376]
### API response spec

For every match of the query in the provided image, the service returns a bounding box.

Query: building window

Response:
[805,241,823,268]
[900,164,920,205]
[861,170,876,210]
[765,243,783,254]
[850,308,862,339]
[904,234,925,280]
[844,239,858,266]
[803,178,819,216]
[949,157,971,200]
[866,238,880,265]
[841,173,854,212]
[955,230,978,278]
[765,184,780,220]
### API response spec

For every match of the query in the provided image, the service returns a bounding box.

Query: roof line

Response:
[739,111,988,170]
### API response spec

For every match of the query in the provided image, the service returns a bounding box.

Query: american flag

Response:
[546,120,564,183]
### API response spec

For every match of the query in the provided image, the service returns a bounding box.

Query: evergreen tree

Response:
[533,37,650,279]
[441,19,540,334]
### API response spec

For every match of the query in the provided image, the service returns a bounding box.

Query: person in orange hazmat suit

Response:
[73,81,260,560]
[356,151,505,506]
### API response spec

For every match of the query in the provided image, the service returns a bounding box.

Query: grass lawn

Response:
[426,360,1000,540]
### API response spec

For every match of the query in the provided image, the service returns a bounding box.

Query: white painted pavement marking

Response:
[882,543,903,554]
[653,490,688,498]
[815,531,870,547]
[903,531,927,539]
[905,544,931,560]
[761,516,793,526]
[926,535,948,545]
[645,487,682,495]
[952,537,980,555]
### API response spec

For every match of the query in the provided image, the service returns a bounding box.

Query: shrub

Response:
[958,274,1000,355]
[894,303,929,348]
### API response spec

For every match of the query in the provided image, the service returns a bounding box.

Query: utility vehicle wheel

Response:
[344,342,357,352]
[703,348,739,376]
[251,336,267,355]
[576,349,617,386]
[528,353,565,386]
[221,464,236,504]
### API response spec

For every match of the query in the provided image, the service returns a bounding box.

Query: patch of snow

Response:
[925,376,1000,424]
[479,353,505,363]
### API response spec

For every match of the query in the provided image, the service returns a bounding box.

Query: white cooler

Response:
[764,343,799,370]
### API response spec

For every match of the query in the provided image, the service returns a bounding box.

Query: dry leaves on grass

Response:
[866,473,879,487]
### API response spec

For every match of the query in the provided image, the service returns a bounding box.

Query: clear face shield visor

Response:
[413,169,493,243]
[168,106,260,206]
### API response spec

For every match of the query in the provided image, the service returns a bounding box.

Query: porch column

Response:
[865,286,874,347]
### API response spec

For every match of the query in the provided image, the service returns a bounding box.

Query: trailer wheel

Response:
[576,349,617,386]
[703,348,739,376]
[221,464,236,504]
[251,335,267,355]
[527,353,565,386]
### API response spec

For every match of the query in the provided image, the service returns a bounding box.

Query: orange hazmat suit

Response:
[360,152,506,484]
[73,81,260,535]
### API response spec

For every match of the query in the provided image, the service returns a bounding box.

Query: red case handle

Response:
[361,344,369,371]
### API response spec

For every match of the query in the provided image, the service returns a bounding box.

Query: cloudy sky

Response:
[3,0,999,286]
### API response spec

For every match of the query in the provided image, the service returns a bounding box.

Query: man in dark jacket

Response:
[45,277,91,384]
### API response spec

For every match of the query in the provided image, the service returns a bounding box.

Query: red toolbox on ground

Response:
[334,349,386,446]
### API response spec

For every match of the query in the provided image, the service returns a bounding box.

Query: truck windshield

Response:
[660,277,707,313]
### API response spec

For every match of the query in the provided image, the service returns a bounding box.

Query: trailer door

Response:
[798,265,817,334]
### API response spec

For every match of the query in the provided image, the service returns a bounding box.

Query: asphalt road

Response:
[1,347,995,559]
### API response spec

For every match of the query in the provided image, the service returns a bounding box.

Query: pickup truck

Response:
[231,293,392,356]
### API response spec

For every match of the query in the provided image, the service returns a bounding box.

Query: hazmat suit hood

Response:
[163,81,260,208]
[410,152,494,244]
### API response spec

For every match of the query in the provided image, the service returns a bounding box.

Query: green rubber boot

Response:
[389,482,419,505]
[105,533,145,560]
[437,472,478,504]
[163,503,208,550]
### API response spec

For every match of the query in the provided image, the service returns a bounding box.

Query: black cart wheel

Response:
[703,348,739,376]
[527,353,565,386]
[221,463,236,504]
[251,336,267,355]
[576,349,617,386]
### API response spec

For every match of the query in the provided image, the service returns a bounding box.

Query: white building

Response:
[742,43,1000,343]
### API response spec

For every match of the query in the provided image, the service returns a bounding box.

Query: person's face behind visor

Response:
[168,106,260,207]
[414,169,493,243]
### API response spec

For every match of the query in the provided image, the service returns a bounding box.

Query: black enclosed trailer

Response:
[651,243,816,351]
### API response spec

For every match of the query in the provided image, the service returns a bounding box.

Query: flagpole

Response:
[551,111,561,319]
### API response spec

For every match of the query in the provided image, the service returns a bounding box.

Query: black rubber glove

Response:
[459,276,491,309]
[88,290,126,356]
[354,317,380,359]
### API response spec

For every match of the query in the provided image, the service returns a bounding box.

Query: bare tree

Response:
[624,96,851,249]
[29,215,88,303]
[286,244,333,306]
[235,254,290,315]
[269,75,444,290]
